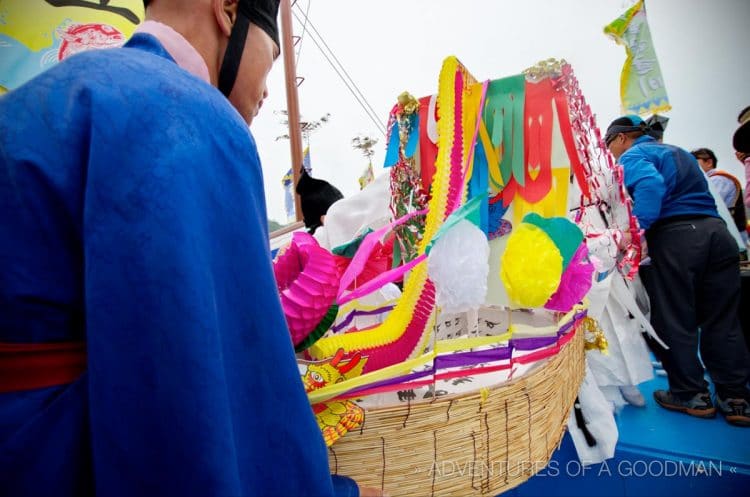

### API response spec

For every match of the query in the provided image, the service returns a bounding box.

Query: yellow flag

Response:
[604,0,671,115]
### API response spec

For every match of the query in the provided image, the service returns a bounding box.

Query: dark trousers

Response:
[645,216,750,400]
[639,265,668,364]
[741,269,750,354]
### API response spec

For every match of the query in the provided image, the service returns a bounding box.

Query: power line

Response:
[292,13,386,136]
[294,0,311,64]
[293,3,385,134]
[291,5,387,136]
[291,7,385,135]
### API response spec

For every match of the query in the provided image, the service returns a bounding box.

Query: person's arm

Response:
[620,149,667,230]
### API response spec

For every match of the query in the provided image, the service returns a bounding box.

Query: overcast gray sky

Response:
[251,0,750,223]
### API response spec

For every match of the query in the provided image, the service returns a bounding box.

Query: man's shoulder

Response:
[711,170,742,188]
[36,46,247,144]
[78,46,235,116]
[621,144,652,164]
[0,46,256,172]
[8,44,237,124]
[628,140,688,163]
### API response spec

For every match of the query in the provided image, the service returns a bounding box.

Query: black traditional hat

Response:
[644,114,669,141]
[733,106,750,154]
[143,1,280,97]
[295,170,344,233]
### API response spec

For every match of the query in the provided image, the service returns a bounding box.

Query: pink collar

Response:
[134,20,210,84]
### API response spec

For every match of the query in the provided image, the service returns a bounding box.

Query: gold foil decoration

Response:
[523,58,568,82]
[579,316,609,354]
[397,91,420,115]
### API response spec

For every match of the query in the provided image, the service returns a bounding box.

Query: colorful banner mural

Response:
[0,0,144,92]
[604,0,671,115]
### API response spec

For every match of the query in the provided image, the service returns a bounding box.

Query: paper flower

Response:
[273,232,340,347]
[523,212,583,269]
[427,219,490,314]
[500,222,563,308]
[544,243,594,312]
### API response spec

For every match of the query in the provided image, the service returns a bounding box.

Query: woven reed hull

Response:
[328,329,584,496]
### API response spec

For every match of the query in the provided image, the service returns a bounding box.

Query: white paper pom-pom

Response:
[427,220,490,314]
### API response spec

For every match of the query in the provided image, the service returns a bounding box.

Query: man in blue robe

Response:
[0,1,367,495]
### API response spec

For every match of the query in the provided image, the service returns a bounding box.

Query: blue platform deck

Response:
[510,374,750,496]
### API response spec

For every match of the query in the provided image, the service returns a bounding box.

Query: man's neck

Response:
[135,21,211,84]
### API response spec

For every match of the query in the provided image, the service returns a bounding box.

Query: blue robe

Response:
[0,34,356,497]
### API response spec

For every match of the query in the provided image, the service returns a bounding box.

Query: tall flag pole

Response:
[604,0,671,116]
[280,0,304,222]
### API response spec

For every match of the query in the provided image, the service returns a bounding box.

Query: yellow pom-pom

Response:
[500,223,563,308]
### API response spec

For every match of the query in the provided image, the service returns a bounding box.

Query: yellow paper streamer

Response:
[308,57,476,365]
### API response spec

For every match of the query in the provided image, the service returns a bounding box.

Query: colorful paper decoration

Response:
[273,232,339,348]
[500,222,563,308]
[417,94,439,193]
[303,349,366,446]
[544,243,594,312]
[482,75,526,191]
[357,161,375,190]
[427,219,489,314]
[501,214,589,311]
[294,304,339,353]
[523,212,584,268]
[386,92,428,266]
[520,79,554,203]
[425,194,484,255]
[554,62,643,278]
[308,57,476,374]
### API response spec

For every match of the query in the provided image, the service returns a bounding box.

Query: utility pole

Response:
[280,0,304,222]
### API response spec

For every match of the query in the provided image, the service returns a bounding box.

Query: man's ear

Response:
[214,0,239,38]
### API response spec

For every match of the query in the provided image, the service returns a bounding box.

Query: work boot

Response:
[653,390,716,418]
[716,397,750,427]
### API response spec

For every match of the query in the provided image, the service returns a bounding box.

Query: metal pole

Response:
[280,0,304,222]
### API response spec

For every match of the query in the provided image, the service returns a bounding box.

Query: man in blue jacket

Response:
[0,1,369,495]
[606,115,750,427]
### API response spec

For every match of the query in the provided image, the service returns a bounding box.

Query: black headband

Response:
[218,0,280,97]
[143,1,279,98]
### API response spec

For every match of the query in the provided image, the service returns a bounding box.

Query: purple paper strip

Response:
[347,368,434,395]
[338,311,588,397]
[331,305,394,333]
[511,335,560,351]
[434,346,512,369]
